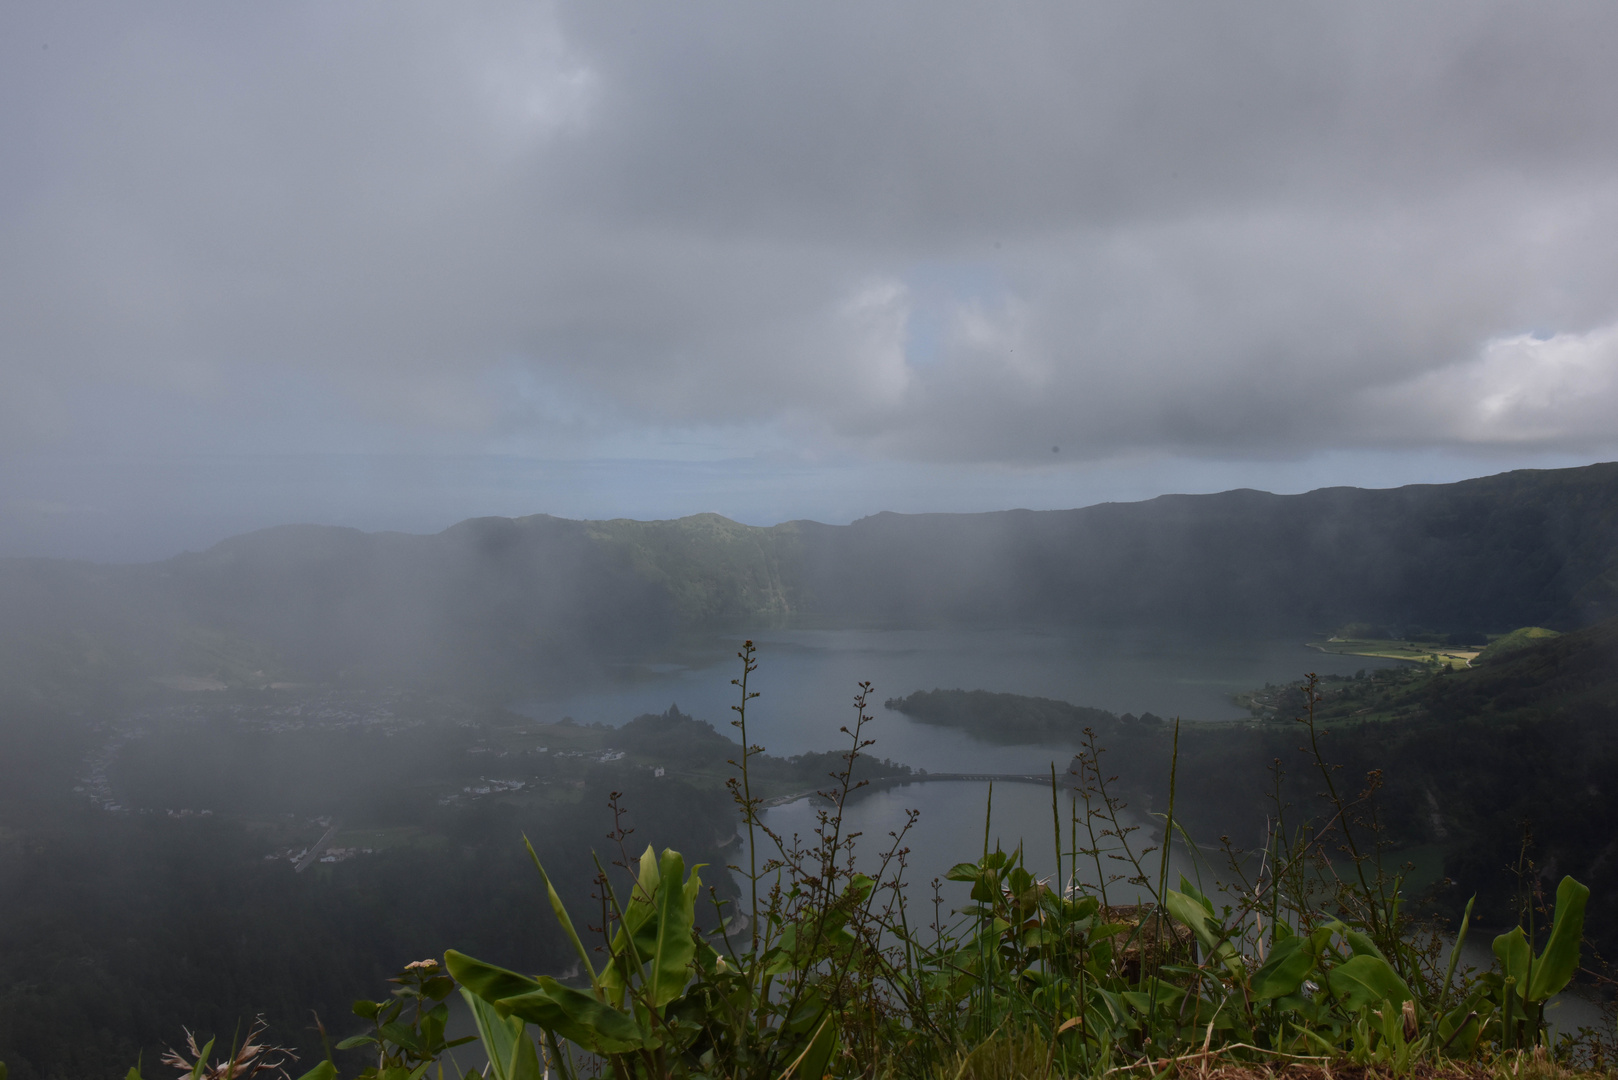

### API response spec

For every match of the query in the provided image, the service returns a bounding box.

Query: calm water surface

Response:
[512,633,1600,1025]
[517,629,1397,929]
[520,628,1399,771]
[750,780,1200,911]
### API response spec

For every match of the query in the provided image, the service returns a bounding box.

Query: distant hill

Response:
[2,462,1616,696]
[872,618,1618,942]
[1472,625,1561,665]
[883,688,1130,745]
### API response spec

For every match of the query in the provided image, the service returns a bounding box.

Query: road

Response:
[293,822,341,873]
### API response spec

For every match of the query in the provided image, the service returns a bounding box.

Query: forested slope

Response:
[2,463,1615,696]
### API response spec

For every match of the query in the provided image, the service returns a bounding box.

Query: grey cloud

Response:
[4,0,1618,475]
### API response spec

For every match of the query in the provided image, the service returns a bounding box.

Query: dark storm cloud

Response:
[4,1,1618,472]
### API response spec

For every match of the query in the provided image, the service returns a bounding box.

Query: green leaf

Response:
[1435,895,1475,1025]
[445,950,545,1007]
[291,1063,337,1080]
[453,950,646,1054]
[1164,889,1220,954]
[461,989,519,1080]
[650,849,699,1008]
[780,1014,839,1080]
[1178,875,1215,916]
[335,1035,377,1050]
[627,844,661,929]
[505,978,647,1054]
[1164,885,1241,979]
[1120,991,1155,1015]
[352,999,381,1019]
[378,1022,424,1054]
[461,989,541,1080]
[1324,954,1413,1012]
[523,836,599,990]
[505,1032,543,1080]
[1493,926,1531,998]
[190,1038,215,1080]
[1324,920,1387,962]
[1251,934,1318,1000]
[1528,876,1589,1002]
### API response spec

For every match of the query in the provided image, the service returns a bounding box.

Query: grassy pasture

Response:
[1311,636,1480,670]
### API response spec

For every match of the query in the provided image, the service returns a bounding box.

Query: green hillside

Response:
[876,617,1618,947]
[3,462,1617,700]
[1473,624,1561,664]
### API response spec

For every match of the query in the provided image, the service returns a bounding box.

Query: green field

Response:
[1308,635,1479,669]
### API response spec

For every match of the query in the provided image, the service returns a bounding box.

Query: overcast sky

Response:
[5,2,1618,560]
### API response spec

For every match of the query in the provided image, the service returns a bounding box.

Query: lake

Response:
[518,627,1399,771]
[512,628,1398,903]
[507,630,1604,1033]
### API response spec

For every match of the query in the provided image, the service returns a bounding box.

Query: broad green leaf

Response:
[445,950,545,1007]
[944,862,982,882]
[1164,887,1242,980]
[291,1063,337,1080]
[513,977,646,1054]
[1528,876,1589,1002]
[335,1035,376,1050]
[1325,954,1413,1012]
[450,952,640,1052]
[1251,934,1317,1000]
[1178,875,1216,917]
[650,849,699,1008]
[628,844,660,922]
[1164,890,1220,953]
[1493,926,1531,998]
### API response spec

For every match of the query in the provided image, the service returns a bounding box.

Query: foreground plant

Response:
[142,1015,304,1080]
[446,654,1599,1080]
[122,650,1602,1080]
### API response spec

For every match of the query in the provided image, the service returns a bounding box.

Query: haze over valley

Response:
[5,463,1618,1075]
[8,4,1618,1077]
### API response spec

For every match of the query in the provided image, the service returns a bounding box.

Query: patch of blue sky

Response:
[901,261,1013,367]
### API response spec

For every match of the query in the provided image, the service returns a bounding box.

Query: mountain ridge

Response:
[3,462,1616,696]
